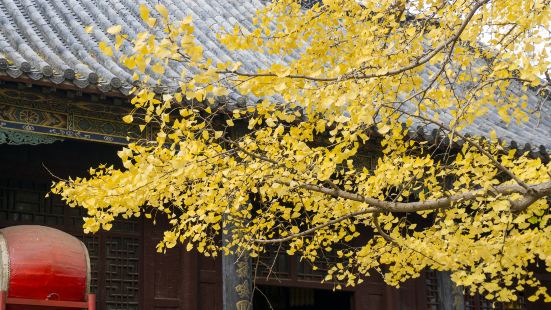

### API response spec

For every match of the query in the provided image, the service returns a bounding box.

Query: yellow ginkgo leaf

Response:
[155,4,169,19]
[139,4,149,21]
[98,41,113,56]
[122,114,134,124]
[107,25,122,34]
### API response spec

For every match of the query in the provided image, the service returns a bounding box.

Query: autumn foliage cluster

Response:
[52,0,551,303]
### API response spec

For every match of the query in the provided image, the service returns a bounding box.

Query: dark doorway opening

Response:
[253,285,352,310]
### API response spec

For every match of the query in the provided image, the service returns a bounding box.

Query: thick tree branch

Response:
[284,180,551,212]
[251,180,551,244]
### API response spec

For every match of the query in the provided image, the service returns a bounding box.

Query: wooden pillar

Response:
[437,272,464,310]
[222,232,252,310]
[222,121,253,310]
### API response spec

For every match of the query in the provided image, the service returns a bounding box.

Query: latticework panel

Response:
[0,180,64,225]
[464,294,477,310]
[255,245,344,285]
[105,237,140,310]
[297,258,326,282]
[257,244,291,280]
[297,251,340,282]
[503,297,527,310]
[425,270,440,310]
[80,235,100,295]
[424,270,528,310]
[465,292,526,310]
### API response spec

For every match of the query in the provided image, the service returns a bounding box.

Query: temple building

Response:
[0,0,549,309]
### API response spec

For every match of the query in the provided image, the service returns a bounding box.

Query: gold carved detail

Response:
[235,280,250,299]
[19,109,40,124]
[235,300,250,310]
[236,261,249,278]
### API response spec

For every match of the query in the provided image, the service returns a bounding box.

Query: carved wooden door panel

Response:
[77,234,141,310]
[142,218,222,310]
[143,219,184,310]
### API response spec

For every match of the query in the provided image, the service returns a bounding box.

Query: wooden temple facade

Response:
[0,81,408,309]
[0,0,550,309]
[0,78,550,310]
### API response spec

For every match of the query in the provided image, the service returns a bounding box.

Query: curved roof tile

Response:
[0,0,279,94]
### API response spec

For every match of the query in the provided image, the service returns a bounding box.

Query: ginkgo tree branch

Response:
[278,179,551,213]
[57,0,551,302]
[218,120,544,215]
[219,0,490,83]
[251,180,551,244]
[217,123,546,226]
[387,104,533,192]
[252,208,375,244]
[221,136,280,165]
[373,212,394,243]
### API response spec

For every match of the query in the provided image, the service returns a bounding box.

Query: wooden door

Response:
[142,218,222,310]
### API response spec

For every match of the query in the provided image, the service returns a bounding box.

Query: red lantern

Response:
[0,225,95,309]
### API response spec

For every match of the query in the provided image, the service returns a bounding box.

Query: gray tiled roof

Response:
[0,0,550,150]
[0,0,281,95]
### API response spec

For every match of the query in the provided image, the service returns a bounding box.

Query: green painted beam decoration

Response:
[0,88,146,145]
[0,127,64,145]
